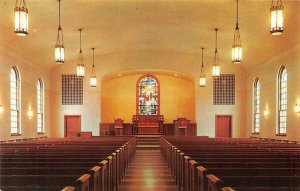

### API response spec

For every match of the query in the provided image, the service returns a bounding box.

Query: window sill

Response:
[251,133,259,135]
[37,132,46,135]
[11,133,22,136]
[276,133,287,137]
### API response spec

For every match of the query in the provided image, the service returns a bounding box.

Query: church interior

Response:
[0,0,299,190]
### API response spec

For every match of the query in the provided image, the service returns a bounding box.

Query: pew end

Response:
[75,174,91,191]
[222,187,235,191]
[207,174,224,191]
[197,166,209,191]
[61,186,75,191]
[89,166,101,191]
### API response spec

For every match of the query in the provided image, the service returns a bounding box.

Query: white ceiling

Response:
[0,0,299,73]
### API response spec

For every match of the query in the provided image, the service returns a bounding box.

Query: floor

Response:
[119,150,178,191]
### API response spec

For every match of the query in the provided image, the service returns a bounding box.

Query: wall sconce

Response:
[0,105,3,113]
[264,106,270,118]
[295,104,300,114]
[27,109,33,118]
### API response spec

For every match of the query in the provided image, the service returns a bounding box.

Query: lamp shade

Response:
[199,77,206,87]
[77,63,85,77]
[232,45,242,64]
[212,65,220,78]
[90,76,97,87]
[14,0,28,36]
[55,45,64,64]
[270,1,283,35]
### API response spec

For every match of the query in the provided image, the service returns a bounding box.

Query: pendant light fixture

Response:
[212,28,220,78]
[14,0,28,36]
[232,0,242,64]
[199,47,206,87]
[270,0,283,35]
[55,0,64,64]
[76,29,85,77]
[90,48,97,87]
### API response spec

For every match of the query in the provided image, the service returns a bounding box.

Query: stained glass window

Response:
[137,75,159,115]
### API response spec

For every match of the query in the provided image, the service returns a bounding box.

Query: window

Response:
[278,66,287,135]
[137,74,160,115]
[10,66,21,134]
[37,78,44,133]
[253,78,260,134]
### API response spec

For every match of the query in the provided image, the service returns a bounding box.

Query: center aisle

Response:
[119,150,178,191]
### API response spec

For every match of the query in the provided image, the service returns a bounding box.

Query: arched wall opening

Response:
[101,69,195,123]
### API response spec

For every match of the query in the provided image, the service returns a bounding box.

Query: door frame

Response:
[215,115,232,138]
[64,115,81,137]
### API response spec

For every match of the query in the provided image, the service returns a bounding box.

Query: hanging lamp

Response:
[90,48,97,87]
[232,0,242,64]
[76,29,85,77]
[212,28,220,78]
[270,0,283,35]
[55,0,64,64]
[199,48,206,87]
[14,0,28,36]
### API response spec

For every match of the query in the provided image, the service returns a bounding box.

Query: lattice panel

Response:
[62,74,83,105]
[213,74,235,105]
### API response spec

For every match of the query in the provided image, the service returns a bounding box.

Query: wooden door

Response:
[64,115,81,137]
[215,115,232,138]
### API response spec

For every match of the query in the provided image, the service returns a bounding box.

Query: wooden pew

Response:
[0,136,136,191]
[160,136,300,191]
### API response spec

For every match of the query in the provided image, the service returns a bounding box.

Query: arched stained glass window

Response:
[10,66,21,134]
[37,78,44,133]
[137,74,160,115]
[277,66,287,135]
[253,78,260,134]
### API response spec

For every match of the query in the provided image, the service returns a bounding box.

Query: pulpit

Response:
[114,118,124,136]
[132,115,164,134]
[174,117,190,136]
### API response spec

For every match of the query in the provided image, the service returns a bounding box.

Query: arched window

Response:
[137,74,160,115]
[253,78,260,134]
[37,78,44,133]
[278,66,287,135]
[10,66,21,134]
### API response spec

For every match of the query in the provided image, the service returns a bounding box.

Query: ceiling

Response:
[0,0,299,73]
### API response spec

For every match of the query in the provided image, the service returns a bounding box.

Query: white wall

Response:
[50,63,100,137]
[246,44,300,140]
[0,51,51,140]
[195,65,247,138]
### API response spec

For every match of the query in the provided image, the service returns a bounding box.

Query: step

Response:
[136,145,160,150]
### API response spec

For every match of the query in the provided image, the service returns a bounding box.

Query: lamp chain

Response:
[215,28,218,53]
[92,48,95,67]
[201,48,204,67]
[58,0,61,28]
[79,29,82,53]
[236,0,239,29]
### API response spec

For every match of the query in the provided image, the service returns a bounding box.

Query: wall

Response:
[246,44,300,140]
[0,51,51,141]
[101,71,195,123]
[50,62,100,137]
[195,65,247,138]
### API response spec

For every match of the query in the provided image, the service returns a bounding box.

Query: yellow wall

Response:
[246,44,300,140]
[101,73,195,123]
